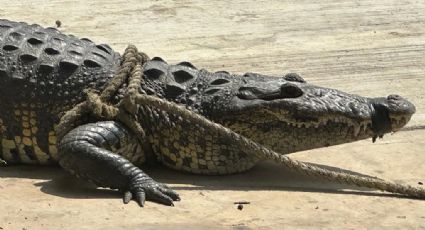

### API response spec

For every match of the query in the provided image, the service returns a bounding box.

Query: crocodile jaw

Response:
[219,108,413,154]
[214,83,415,154]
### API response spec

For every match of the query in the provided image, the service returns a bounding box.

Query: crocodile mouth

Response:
[389,115,411,131]
[266,111,373,136]
[223,90,415,145]
[266,108,412,141]
[220,107,413,146]
[218,111,414,155]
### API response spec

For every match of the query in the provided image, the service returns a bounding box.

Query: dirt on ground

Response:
[1,0,425,229]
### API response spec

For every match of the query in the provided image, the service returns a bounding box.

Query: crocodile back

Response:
[0,19,120,164]
[0,19,120,103]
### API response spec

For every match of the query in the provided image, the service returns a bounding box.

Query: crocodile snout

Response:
[387,94,416,116]
[370,94,415,141]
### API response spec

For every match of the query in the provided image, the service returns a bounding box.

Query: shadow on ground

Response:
[0,161,406,201]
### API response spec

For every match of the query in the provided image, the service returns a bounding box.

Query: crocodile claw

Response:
[123,180,180,207]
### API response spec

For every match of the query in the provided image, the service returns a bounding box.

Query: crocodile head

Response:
[202,73,415,154]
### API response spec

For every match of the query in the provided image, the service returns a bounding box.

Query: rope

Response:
[400,125,425,132]
[56,45,145,141]
[56,45,425,199]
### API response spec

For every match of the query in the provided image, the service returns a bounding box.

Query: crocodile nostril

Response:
[387,94,402,101]
[280,83,303,98]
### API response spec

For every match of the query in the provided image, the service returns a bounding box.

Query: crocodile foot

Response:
[123,178,180,207]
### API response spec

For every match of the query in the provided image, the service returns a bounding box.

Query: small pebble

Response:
[418,182,423,185]
[55,20,62,28]
[233,201,250,205]
[237,204,243,210]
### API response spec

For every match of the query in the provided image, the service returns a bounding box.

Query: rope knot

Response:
[56,44,148,142]
[85,89,118,119]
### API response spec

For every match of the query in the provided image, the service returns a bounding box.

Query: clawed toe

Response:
[158,186,181,201]
[122,181,180,207]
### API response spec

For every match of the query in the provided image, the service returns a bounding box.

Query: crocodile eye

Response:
[280,83,303,98]
[237,87,258,100]
[238,84,303,100]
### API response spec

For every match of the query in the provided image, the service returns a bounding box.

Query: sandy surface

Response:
[1,0,425,229]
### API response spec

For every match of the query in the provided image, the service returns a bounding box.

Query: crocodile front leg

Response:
[58,121,179,207]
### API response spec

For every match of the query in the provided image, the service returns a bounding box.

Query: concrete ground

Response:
[1,0,425,229]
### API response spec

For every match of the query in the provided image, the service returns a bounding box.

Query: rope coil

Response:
[56,45,425,199]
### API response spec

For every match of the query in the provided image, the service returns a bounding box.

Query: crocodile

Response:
[0,19,417,206]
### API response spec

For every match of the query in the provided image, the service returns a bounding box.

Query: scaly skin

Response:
[0,19,416,206]
[0,19,119,164]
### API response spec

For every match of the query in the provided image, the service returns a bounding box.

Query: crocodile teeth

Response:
[353,125,361,137]
[362,123,368,132]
